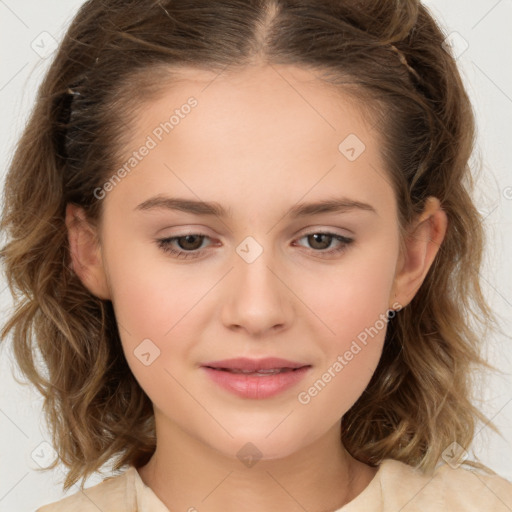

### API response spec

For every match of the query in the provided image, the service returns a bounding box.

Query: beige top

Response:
[36,458,512,511]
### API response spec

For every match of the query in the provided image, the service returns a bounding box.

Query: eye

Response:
[156,234,211,260]
[293,232,354,258]
[156,231,354,260]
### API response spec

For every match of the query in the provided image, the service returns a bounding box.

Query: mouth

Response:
[204,367,305,376]
[200,357,311,399]
[201,357,309,373]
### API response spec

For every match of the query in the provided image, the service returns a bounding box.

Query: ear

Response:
[390,196,448,309]
[65,203,111,300]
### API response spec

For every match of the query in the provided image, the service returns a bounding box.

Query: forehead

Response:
[130,62,375,139]
[102,63,394,224]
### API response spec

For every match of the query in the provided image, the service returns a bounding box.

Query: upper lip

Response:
[202,357,309,371]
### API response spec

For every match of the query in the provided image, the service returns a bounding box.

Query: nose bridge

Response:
[237,246,277,293]
[221,235,292,334]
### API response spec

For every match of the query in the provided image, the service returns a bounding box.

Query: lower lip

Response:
[201,366,311,399]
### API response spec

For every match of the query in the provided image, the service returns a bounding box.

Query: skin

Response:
[66,63,447,511]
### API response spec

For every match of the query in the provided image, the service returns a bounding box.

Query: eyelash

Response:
[156,231,354,260]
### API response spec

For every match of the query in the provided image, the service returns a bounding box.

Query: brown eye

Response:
[294,231,354,258]
[175,235,206,251]
[306,233,334,250]
[156,233,211,260]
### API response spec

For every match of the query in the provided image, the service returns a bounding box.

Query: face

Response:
[88,64,404,460]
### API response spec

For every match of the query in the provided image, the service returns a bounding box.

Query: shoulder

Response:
[35,466,137,512]
[378,458,512,511]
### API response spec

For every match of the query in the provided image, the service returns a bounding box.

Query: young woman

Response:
[2,1,511,510]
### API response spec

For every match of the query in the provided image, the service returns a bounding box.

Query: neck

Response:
[137,418,377,512]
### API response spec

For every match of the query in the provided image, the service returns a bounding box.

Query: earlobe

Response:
[391,197,448,309]
[65,204,111,300]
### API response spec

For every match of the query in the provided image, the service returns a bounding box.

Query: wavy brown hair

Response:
[0,0,505,491]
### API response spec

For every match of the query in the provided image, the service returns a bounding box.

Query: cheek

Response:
[102,236,217,393]
[104,237,209,338]
[299,243,398,350]
[292,246,397,410]
[295,297,389,427]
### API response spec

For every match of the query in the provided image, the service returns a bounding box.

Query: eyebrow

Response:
[135,195,377,218]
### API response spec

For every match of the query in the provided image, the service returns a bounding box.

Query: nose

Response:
[220,246,294,337]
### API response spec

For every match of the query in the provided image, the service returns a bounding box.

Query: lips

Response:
[201,357,311,399]
[216,368,294,375]
[202,357,308,373]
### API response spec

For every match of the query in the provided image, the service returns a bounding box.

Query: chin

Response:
[207,427,317,464]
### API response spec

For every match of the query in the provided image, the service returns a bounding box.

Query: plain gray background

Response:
[0,1,511,510]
